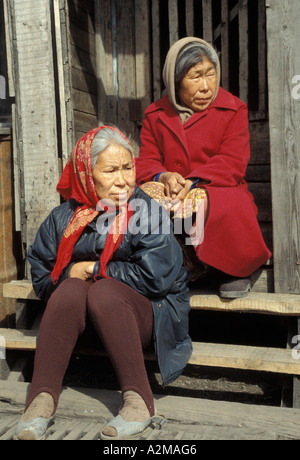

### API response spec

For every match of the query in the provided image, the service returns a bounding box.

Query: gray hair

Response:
[90,126,133,169]
[174,42,219,92]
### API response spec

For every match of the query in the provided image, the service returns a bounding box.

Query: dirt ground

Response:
[61,354,288,407]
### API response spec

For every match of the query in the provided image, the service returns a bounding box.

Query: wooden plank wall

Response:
[67,0,98,143]
[95,0,151,155]
[266,0,300,294]
[60,0,150,154]
[5,0,60,260]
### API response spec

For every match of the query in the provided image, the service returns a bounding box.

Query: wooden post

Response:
[266,0,300,294]
[7,0,60,260]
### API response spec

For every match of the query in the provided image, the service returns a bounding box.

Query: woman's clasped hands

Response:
[158,172,193,213]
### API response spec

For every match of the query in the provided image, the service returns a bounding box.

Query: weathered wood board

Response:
[6,0,60,251]
[1,381,300,440]
[266,0,300,294]
[4,280,300,316]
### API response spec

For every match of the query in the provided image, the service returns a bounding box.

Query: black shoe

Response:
[219,275,251,299]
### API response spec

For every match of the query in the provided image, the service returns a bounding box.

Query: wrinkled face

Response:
[178,58,217,112]
[92,143,135,207]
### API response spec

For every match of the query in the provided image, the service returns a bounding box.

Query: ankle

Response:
[22,392,55,422]
[119,391,150,422]
[101,390,151,438]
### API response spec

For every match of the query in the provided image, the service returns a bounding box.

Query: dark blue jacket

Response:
[28,186,192,386]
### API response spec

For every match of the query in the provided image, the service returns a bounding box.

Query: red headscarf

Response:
[51,126,134,284]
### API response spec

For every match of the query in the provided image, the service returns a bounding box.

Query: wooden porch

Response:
[1,381,300,440]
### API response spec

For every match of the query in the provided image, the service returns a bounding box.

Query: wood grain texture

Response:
[266,0,300,293]
[3,280,300,315]
[1,327,300,375]
[8,0,60,249]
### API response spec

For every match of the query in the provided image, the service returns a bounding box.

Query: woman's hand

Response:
[159,173,193,212]
[159,172,185,198]
[70,261,96,282]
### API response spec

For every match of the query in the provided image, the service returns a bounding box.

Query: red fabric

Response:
[136,88,272,277]
[51,126,133,284]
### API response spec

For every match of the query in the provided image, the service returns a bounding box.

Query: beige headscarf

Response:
[162,37,221,123]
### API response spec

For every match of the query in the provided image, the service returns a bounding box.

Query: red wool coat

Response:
[136,87,271,277]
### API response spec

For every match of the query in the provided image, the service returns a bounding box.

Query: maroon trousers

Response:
[26,278,155,416]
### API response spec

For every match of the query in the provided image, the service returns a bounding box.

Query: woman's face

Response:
[92,143,135,206]
[178,58,217,112]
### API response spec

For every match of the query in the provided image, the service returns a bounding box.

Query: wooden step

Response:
[3,280,300,315]
[3,280,38,301]
[190,290,300,315]
[1,327,300,376]
[2,280,300,378]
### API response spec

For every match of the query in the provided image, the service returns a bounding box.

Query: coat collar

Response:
[144,87,240,158]
[145,87,239,118]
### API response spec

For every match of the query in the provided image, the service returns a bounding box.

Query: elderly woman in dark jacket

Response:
[14,126,192,441]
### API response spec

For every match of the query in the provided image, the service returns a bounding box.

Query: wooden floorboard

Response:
[0,381,300,440]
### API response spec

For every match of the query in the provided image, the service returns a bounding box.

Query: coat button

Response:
[175,160,183,167]
[158,303,162,308]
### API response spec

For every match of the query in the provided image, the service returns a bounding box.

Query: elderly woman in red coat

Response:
[136,37,271,298]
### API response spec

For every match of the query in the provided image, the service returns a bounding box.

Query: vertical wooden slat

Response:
[99,0,117,126]
[168,0,179,46]
[111,0,118,111]
[58,0,74,155]
[95,0,107,126]
[0,135,17,327]
[135,0,151,127]
[116,0,138,152]
[266,0,300,293]
[151,0,161,101]
[221,0,229,90]
[185,0,194,37]
[202,0,213,43]
[3,0,14,98]
[53,0,69,167]
[238,0,248,103]
[3,0,20,231]
[257,0,266,118]
[11,104,21,232]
